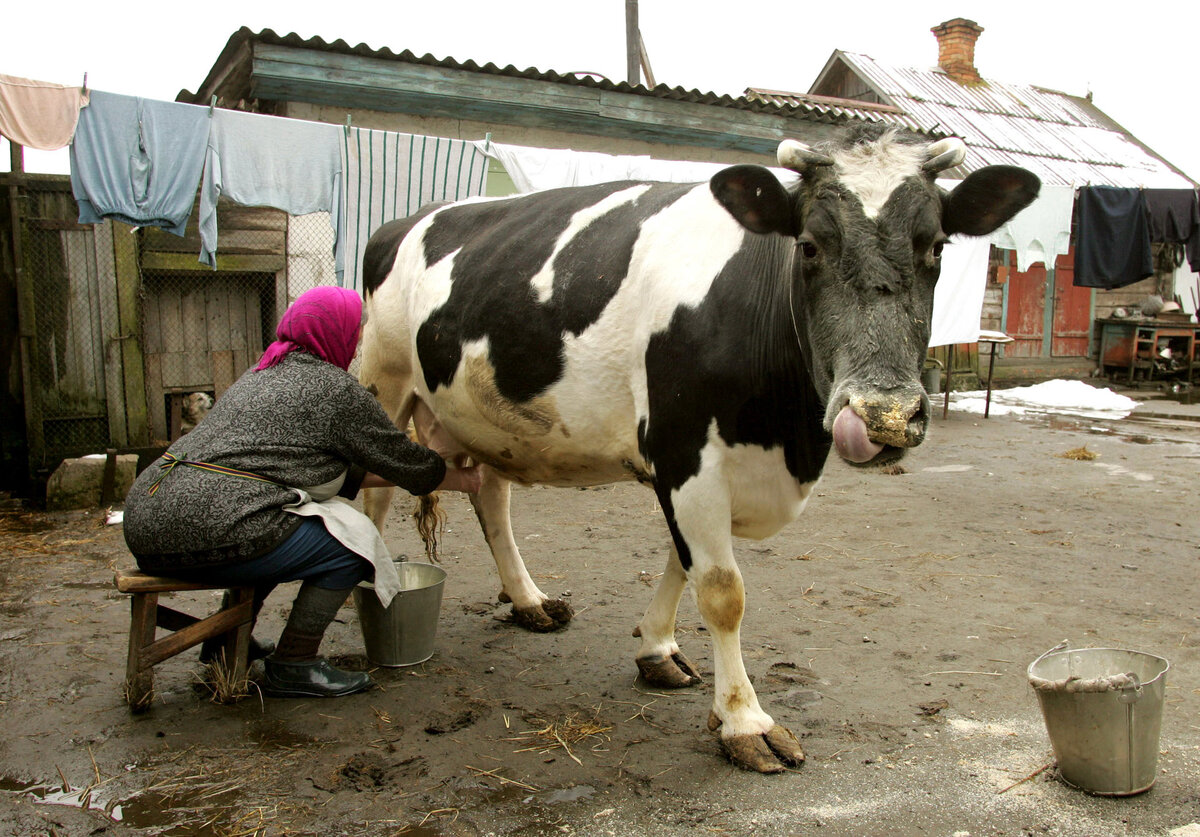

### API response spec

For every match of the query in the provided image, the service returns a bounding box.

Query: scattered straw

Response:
[509,708,613,765]
[1058,446,1098,461]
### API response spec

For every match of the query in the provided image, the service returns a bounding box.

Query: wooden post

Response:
[10,179,44,469]
[8,142,23,174]
[625,0,640,86]
[112,222,150,444]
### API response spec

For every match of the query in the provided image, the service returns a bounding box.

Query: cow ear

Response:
[942,165,1041,236]
[710,165,796,237]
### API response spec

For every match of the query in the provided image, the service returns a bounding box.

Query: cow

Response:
[358,125,1039,773]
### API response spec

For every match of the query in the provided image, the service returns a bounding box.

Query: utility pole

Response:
[625,0,641,85]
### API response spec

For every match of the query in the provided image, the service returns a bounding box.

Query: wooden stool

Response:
[114,568,255,710]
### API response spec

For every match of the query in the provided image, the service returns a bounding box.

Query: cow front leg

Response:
[633,545,701,688]
[671,490,805,774]
[469,468,573,632]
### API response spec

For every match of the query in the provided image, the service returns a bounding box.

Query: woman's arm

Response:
[362,466,481,493]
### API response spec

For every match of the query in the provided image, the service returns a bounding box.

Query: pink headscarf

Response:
[255,286,363,372]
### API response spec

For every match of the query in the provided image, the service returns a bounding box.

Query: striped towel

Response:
[340,128,490,292]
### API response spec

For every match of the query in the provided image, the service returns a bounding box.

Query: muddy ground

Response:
[2,392,1200,837]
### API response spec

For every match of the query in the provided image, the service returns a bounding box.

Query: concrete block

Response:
[46,454,139,511]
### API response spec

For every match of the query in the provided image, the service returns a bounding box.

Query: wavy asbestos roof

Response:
[808,50,1193,188]
[180,28,927,134]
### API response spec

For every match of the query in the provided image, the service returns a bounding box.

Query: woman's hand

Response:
[437,465,482,494]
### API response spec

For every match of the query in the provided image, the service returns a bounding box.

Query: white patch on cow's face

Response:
[530,185,653,304]
[833,137,926,219]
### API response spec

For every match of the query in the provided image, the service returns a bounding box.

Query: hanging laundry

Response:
[478,141,798,193]
[928,234,993,347]
[69,91,209,235]
[0,73,89,151]
[1073,186,1153,289]
[341,128,489,292]
[200,109,343,271]
[990,183,1075,272]
[1142,188,1200,273]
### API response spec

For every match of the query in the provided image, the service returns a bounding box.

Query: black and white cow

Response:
[359,125,1038,773]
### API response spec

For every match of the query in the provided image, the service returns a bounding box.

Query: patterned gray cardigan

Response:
[124,352,446,572]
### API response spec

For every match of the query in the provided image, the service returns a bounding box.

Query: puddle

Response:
[118,785,244,834]
[1,776,123,822]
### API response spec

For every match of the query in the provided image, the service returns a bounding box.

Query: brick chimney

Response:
[931,18,984,85]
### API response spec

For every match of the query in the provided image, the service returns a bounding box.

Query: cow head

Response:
[711,125,1039,466]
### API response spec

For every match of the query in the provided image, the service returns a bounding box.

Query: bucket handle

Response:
[1031,639,1070,670]
[1117,672,1144,704]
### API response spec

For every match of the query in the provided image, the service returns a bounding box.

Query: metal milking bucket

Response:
[353,560,447,667]
[1027,641,1169,795]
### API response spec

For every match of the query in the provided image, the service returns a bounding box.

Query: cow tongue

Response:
[832,406,885,463]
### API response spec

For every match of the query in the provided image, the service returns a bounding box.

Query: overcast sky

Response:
[4,1,1198,182]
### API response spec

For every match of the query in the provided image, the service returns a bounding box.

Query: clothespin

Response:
[344,113,352,138]
[484,132,492,153]
[209,95,217,117]
[81,72,87,94]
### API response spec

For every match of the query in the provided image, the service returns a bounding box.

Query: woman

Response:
[124,286,479,698]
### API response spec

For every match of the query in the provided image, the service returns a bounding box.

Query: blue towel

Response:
[200,109,343,272]
[69,91,209,236]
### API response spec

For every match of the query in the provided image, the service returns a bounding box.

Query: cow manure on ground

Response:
[1057,445,1098,460]
[424,707,481,735]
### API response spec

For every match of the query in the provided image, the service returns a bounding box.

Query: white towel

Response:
[929,234,993,347]
[477,140,798,193]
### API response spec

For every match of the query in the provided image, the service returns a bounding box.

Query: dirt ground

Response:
[2,389,1200,837]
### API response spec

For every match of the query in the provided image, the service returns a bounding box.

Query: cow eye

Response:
[932,241,945,259]
[800,240,818,259]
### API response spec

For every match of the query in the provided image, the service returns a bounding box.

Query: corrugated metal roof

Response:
[743,88,924,131]
[828,51,1194,188]
[182,28,914,132]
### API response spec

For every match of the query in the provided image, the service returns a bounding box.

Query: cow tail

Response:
[412,493,446,562]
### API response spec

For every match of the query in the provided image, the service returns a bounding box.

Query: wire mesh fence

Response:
[11,178,344,479]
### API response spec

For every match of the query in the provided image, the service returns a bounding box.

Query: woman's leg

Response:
[182,518,375,697]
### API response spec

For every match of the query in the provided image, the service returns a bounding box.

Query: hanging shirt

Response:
[0,73,90,151]
[990,183,1075,273]
[1073,186,1153,289]
[69,91,209,235]
[199,109,343,272]
[341,128,490,292]
[1143,189,1200,274]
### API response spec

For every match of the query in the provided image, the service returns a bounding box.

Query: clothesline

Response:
[0,71,491,292]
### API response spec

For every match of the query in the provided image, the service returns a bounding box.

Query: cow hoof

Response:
[636,651,702,688]
[711,715,805,773]
[510,600,573,632]
[541,598,575,625]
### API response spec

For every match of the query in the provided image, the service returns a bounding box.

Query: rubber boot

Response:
[263,583,372,698]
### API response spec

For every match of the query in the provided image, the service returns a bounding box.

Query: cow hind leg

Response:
[469,468,573,632]
[633,545,702,688]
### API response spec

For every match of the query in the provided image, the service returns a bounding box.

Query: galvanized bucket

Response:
[1028,642,1169,796]
[353,561,447,667]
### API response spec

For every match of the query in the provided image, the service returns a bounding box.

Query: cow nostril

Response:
[908,398,928,438]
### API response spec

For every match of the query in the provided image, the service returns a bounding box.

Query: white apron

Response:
[282,473,401,607]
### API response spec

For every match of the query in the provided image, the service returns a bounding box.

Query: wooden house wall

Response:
[138,197,286,443]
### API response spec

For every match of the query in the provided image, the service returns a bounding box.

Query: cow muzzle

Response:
[831,389,928,466]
